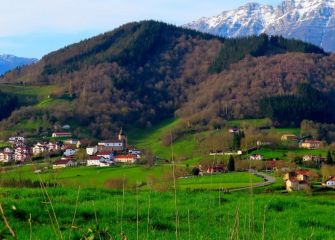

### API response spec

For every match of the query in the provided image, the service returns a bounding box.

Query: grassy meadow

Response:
[0,164,262,190]
[0,187,335,239]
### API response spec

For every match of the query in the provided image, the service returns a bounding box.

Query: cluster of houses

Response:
[0,129,142,169]
[284,169,335,191]
[0,137,30,163]
[281,134,322,149]
[53,129,141,169]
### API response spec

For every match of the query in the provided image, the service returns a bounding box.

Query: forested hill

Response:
[0,20,332,138]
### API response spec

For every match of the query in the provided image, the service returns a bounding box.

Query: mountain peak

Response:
[184,0,335,52]
[0,54,37,74]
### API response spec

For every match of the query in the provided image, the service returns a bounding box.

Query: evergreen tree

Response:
[326,151,333,165]
[228,155,235,172]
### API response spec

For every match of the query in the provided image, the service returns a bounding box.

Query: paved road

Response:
[228,170,276,192]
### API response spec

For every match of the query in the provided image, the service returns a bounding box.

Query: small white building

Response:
[87,156,112,167]
[86,146,98,156]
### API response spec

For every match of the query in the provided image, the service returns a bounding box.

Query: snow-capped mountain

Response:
[185,0,335,52]
[0,54,37,75]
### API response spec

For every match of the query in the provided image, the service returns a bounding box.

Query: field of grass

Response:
[177,172,262,190]
[0,164,261,191]
[251,148,327,160]
[0,187,334,239]
[128,119,205,161]
[0,84,61,100]
[227,118,271,128]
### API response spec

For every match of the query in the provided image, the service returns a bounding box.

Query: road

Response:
[228,169,276,192]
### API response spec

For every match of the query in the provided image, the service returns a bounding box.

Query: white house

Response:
[86,146,98,156]
[53,159,77,169]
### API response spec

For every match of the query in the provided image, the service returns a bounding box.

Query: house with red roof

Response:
[53,159,76,169]
[87,156,112,167]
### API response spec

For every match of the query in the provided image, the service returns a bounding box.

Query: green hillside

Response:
[0,21,330,139]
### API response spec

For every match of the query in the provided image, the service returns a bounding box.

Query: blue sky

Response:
[0,0,281,58]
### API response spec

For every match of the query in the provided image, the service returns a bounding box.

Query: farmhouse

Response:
[53,159,76,169]
[114,154,137,163]
[281,134,297,141]
[284,170,311,192]
[52,132,72,138]
[299,140,321,149]
[322,176,335,188]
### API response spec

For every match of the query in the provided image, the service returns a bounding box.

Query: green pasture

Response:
[0,187,335,239]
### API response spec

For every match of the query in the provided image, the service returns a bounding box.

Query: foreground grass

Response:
[0,187,334,239]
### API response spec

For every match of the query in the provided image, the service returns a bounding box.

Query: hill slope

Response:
[185,0,335,52]
[0,21,332,138]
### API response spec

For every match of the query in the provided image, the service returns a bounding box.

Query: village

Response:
[0,124,334,193]
[0,127,142,170]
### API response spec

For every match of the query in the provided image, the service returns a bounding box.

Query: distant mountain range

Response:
[184,0,335,52]
[0,54,37,75]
